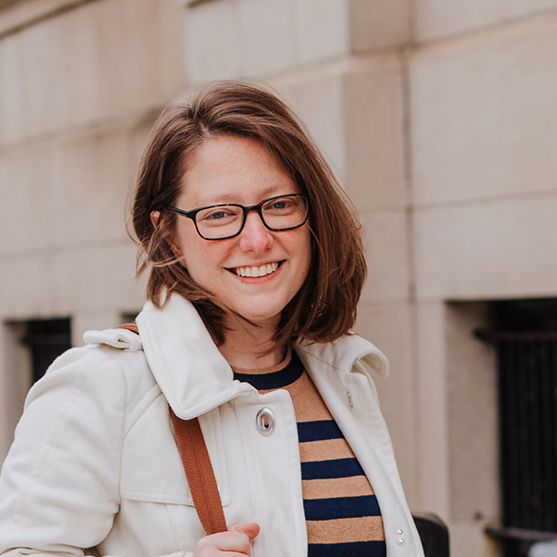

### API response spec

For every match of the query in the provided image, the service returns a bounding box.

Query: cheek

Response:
[178,238,232,278]
[173,223,207,263]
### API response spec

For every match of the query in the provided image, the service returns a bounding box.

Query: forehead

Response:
[179,135,296,206]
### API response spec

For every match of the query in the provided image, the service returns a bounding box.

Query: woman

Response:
[0,81,424,557]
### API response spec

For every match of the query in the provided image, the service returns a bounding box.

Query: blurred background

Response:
[2,1,557,556]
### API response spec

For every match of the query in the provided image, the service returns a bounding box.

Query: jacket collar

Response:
[135,294,389,419]
[297,335,389,380]
[136,295,249,420]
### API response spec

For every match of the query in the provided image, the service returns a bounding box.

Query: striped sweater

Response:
[233,352,386,557]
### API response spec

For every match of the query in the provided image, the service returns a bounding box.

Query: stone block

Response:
[445,303,499,521]
[187,0,299,83]
[153,0,190,95]
[414,194,557,299]
[360,209,410,301]
[411,14,557,206]
[275,53,406,209]
[450,522,500,557]
[0,0,187,146]
[186,0,410,84]
[343,57,405,209]
[51,130,131,247]
[0,243,144,319]
[187,0,362,84]
[295,0,349,64]
[0,142,57,253]
[349,0,410,51]
[186,0,243,83]
[238,0,295,76]
[0,127,134,255]
[0,322,31,462]
[86,0,188,117]
[356,299,419,507]
[0,37,22,145]
[414,0,557,42]
[415,300,451,516]
[128,110,161,174]
[278,72,347,182]
[0,0,80,36]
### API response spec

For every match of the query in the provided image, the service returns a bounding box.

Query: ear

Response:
[151,210,183,260]
[150,210,160,229]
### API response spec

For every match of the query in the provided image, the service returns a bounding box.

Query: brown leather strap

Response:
[170,411,228,535]
[116,323,227,536]
[117,323,139,333]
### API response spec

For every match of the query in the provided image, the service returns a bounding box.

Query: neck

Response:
[218,316,287,370]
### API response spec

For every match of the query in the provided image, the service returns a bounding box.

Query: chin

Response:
[234,308,282,327]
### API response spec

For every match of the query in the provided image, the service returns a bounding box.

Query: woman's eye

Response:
[200,207,238,224]
[269,198,294,211]
[206,211,228,220]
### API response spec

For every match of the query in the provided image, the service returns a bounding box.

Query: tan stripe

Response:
[299,438,354,462]
[287,373,333,422]
[307,516,385,543]
[302,476,374,499]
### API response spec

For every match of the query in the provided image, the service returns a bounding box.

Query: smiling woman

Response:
[133,81,367,353]
[152,135,312,359]
[0,81,425,557]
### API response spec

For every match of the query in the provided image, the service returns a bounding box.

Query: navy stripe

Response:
[304,494,381,521]
[301,457,364,480]
[297,420,343,443]
[233,352,303,390]
[308,541,386,557]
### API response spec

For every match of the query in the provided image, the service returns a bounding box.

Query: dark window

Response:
[489,300,557,557]
[22,318,72,383]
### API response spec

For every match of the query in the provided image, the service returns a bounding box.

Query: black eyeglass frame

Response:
[165,193,309,240]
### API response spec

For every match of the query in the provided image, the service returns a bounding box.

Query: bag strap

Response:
[117,323,141,333]
[116,323,227,536]
[170,411,228,535]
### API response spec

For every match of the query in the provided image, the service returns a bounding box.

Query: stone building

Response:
[2,1,557,556]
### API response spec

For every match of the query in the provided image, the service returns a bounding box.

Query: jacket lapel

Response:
[136,295,249,420]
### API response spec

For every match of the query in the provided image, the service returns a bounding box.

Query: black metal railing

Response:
[491,331,557,556]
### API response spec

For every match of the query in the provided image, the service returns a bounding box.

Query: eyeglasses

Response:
[166,193,309,240]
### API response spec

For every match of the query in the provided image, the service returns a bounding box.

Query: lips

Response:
[230,261,280,278]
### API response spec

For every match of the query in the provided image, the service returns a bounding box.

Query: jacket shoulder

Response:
[31,330,159,421]
[297,333,389,378]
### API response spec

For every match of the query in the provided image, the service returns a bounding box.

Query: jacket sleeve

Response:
[0,346,193,557]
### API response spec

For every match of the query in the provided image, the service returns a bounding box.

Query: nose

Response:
[238,210,273,252]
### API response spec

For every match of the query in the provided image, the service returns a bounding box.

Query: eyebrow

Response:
[192,185,298,207]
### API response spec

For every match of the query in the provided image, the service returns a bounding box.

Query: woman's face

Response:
[169,135,311,329]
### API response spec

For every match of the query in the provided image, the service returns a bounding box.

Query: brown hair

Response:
[132,80,366,349]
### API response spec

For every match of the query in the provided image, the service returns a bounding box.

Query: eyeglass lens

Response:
[196,195,307,239]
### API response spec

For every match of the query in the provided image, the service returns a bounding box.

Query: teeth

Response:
[234,262,278,278]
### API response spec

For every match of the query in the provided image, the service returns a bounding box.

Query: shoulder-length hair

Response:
[132,80,366,350]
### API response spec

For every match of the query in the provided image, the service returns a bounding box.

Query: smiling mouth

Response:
[230,261,281,278]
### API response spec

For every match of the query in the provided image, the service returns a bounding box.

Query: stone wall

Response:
[2,1,557,555]
[0,0,188,455]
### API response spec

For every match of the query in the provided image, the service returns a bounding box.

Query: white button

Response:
[256,407,275,435]
[347,391,354,408]
[396,529,405,545]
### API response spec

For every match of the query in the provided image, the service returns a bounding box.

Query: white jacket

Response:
[0,295,424,557]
